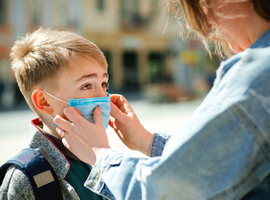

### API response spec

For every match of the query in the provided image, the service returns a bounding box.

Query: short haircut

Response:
[168,0,270,59]
[10,27,108,115]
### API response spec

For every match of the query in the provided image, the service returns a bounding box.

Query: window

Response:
[0,0,6,24]
[103,51,113,86]
[60,0,67,27]
[32,0,40,25]
[123,52,140,91]
[97,0,105,11]
[148,52,167,83]
[121,0,138,17]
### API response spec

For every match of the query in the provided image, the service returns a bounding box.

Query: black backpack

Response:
[0,148,63,200]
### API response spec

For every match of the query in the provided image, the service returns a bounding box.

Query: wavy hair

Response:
[168,0,270,59]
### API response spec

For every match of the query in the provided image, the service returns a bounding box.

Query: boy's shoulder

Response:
[0,165,34,199]
[0,147,64,200]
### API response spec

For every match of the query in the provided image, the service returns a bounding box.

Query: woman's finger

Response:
[56,126,65,136]
[63,107,88,125]
[72,107,83,116]
[54,114,73,132]
[61,137,71,150]
[110,101,129,123]
[56,112,69,120]
[111,94,134,114]
[93,106,103,127]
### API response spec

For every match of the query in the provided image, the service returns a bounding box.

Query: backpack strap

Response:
[0,148,63,200]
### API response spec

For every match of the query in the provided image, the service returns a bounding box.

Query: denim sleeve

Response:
[149,132,171,157]
[84,100,270,200]
[83,44,270,199]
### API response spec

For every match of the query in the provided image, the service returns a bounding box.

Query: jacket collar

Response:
[215,28,270,83]
[249,28,270,49]
[28,118,70,179]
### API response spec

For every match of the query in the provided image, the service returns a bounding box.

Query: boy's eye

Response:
[81,84,92,90]
[102,82,110,89]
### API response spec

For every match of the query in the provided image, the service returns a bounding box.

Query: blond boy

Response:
[0,28,109,200]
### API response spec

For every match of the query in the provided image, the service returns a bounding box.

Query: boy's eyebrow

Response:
[76,72,109,82]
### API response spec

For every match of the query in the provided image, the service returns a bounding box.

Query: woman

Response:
[54,0,270,199]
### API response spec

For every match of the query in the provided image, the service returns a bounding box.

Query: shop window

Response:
[97,0,105,11]
[103,51,113,89]
[32,0,40,25]
[60,0,67,27]
[122,52,139,91]
[148,52,168,83]
[0,0,6,24]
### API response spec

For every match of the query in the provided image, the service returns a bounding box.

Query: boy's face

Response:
[46,57,109,117]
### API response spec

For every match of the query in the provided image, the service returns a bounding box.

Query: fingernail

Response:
[98,106,102,111]
[110,102,114,109]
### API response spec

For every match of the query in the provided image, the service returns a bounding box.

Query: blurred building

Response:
[0,0,216,109]
[82,0,179,92]
[0,0,84,108]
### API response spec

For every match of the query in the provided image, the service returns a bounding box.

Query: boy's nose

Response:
[93,86,107,98]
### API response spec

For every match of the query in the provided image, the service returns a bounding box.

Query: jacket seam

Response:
[231,103,270,158]
[206,103,270,200]
[207,159,269,200]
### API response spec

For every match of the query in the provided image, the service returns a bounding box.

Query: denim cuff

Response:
[149,132,171,157]
[84,148,121,200]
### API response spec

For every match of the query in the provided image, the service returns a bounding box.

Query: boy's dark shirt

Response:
[47,134,104,200]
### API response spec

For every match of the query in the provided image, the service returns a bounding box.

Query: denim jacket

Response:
[84,29,270,200]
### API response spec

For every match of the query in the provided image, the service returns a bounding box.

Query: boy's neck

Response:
[42,117,62,139]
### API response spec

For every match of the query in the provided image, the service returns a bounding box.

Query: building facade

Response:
[82,0,179,91]
[0,0,205,108]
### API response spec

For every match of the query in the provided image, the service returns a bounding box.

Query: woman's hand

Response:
[109,94,154,156]
[54,106,110,166]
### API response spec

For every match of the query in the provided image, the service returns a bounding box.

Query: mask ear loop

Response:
[39,90,69,125]
[43,90,69,104]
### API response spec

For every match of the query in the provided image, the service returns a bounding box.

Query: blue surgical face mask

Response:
[43,90,111,129]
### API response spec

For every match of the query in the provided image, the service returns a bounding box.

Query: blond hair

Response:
[168,0,270,59]
[10,27,107,114]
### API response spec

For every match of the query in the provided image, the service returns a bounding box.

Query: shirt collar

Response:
[248,28,270,49]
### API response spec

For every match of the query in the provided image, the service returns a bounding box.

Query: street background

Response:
[0,0,219,112]
[0,0,219,164]
[0,97,203,165]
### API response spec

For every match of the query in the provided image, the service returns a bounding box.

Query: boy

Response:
[0,28,110,200]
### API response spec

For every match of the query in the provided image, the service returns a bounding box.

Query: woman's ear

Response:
[32,89,53,114]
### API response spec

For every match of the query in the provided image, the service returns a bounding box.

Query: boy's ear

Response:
[32,89,53,114]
